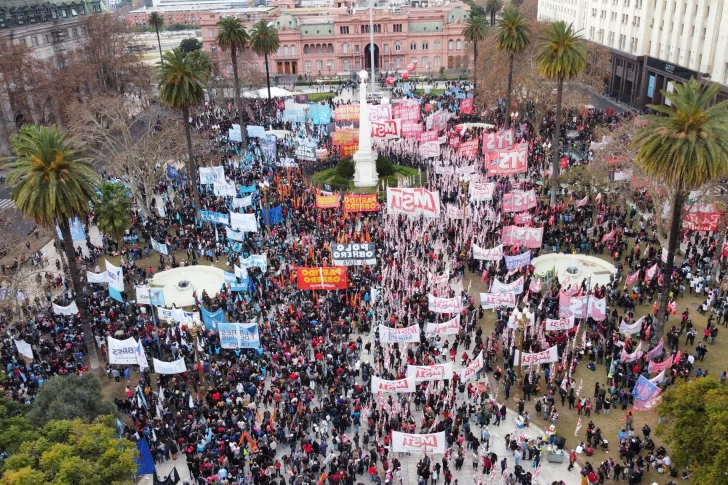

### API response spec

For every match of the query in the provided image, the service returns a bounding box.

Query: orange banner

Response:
[343,194,379,212]
[339,144,358,157]
[316,193,340,209]
[332,129,359,146]
[297,266,348,290]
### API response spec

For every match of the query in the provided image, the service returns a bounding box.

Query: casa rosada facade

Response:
[199,2,473,78]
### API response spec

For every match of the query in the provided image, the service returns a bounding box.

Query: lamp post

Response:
[460,174,470,250]
[512,307,531,402]
[542,141,552,175]
[186,319,206,396]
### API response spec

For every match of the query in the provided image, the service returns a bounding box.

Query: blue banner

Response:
[166,164,182,183]
[151,238,168,255]
[238,184,257,195]
[149,288,165,306]
[56,217,86,242]
[199,211,229,225]
[631,375,662,410]
[201,307,227,330]
[247,125,267,138]
[136,438,156,475]
[261,136,277,160]
[307,104,331,124]
[504,250,532,271]
[262,206,283,225]
[109,286,124,302]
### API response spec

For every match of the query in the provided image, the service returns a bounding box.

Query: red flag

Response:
[624,270,639,288]
[575,417,582,436]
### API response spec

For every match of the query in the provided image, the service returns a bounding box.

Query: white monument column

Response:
[353,70,379,187]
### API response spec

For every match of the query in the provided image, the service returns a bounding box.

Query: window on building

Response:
[304,44,310,54]
[208,29,214,38]
[448,39,454,50]
[395,41,401,51]
[395,57,401,69]
[634,16,640,26]
[283,46,289,56]
[383,43,389,53]
[340,26,349,34]
[384,60,389,69]
[422,56,428,67]
[611,12,616,20]
[316,45,322,54]
[434,40,440,50]
[608,31,614,45]
[456,39,461,49]
[211,45,217,54]
[589,26,595,38]
[355,60,361,70]
[393,23,403,33]
[344,59,350,71]
[422,41,428,50]
[622,14,627,24]
[71,7,77,15]
[354,44,360,53]
[31,36,38,46]
[316,60,323,71]
[292,45,297,55]
[434,56,440,67]
[72,28,77,37]
[619,34,626,49]
[702,28,706,39]
[305,61,312,72]
[43,34,49,43]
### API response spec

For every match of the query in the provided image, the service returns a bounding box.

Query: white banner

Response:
[230,213,258,233]
[472,244,503,261]
[504,251,531,271]
[199,166,226,185]
[153,358,187,375]
[379,325,420,343]
[213,181,237,197]
[156,307,198,323]
[14,339,33,359]
[425,315,460,337]
[619,317,643,334]
[480,291,517,309]
[108,336,148,369]
[387,188,441,217]
[462,351,484,382]
[491,276,524,295]
[469,182,495,201]
[232,196,253,209]
[371,376,417,393]
[52,301,79,316]
[392,431,447,454]
[105,260,124,292]
[427,295,463,314]
[86,271,108,284]
[515,345,559,367]
[406,362,454,381]
[545,316,575,332]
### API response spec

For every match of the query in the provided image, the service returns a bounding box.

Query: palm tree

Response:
[633,79,728,338]
[216,16,250,140]
[462,16,488,93]
[536,21,586,205]
[148,12,165,65]
[157,48,210,216]
[485,0,503,26]
[2,125,101,369]
[95,182,132,248]
[495,7,530,128]
[250,20,280,100]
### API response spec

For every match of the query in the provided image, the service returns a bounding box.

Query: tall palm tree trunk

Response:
[59,219,100,370]
[182,106,201,217]
[550,77,564,206]
[155,27,163,64]
[264,52,272,100]
[472,41,479,93]
[231,45,245,150]
[656,190,685,339]
[505,53,514,128]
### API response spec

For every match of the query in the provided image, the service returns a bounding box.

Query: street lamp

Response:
[511,306,532,402]
[186,318,207,396]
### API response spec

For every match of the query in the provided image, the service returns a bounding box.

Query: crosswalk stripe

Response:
[0,199,15,210]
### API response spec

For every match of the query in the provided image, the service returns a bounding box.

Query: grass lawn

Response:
[311,164,422,194]
[413,88,445,95]
[307,92,336,102]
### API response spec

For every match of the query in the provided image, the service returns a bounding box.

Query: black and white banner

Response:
[331,243,376,266]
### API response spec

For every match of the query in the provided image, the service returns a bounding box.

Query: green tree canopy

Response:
[179,37,203,56]
[95,182,132,244]
[495,7,530,127]
[657,377,728,485]
[0,418,137,485]
[26,374,117,427]
[250,20,280,100]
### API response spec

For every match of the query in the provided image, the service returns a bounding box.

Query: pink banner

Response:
[458,139,479,158]
[486,147,528,176]
[514,213,533,225]
[502,190,537,213]
[393,104,420,122]
[401,122,423,139]
[420,131,438,143]
[501,226,543,248]
[558,295,607,321]
[371,119,401,139]
[460,98,473,114]
[482,129,514,153]
[647,355,673,373]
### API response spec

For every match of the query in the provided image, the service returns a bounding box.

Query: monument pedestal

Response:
[352,70,379,188]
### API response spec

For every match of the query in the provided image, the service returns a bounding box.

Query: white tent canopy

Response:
[242,87,294,99]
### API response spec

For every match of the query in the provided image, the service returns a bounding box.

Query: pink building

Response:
[199,1,472,78]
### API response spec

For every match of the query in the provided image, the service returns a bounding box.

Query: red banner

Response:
[501,226,543,248]
[297,267,348,290]
[343,194,378,212]
[501,189,537,213]
[458,139,479,158]
[339,144,358,157]
[682,211,721,231]
[315,193,340,209]
[459,98,473,115]
[420,131,438,143]
[486,146,528,176]
[514,213,532,225]
[401,122,423,139]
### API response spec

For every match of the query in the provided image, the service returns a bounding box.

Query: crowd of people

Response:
[2,78,727,485]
